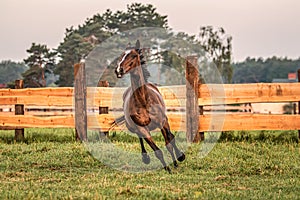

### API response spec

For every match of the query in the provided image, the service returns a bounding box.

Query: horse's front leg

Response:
[139,138,150,164]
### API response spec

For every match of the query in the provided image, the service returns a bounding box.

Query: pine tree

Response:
[23,43,56,87]
[54,3,168,86]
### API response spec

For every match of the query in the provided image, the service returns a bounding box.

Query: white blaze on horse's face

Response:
[116,49,132,78]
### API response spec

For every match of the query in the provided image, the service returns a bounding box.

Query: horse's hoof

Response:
[142,153,150,164]
[177,152,186,162]
[173,161,178,168]
[164,166,171,174]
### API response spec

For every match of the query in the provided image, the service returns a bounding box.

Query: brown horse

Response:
[113,40,185,172]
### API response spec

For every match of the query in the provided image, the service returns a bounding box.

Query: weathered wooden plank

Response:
[199,114,300,131]
[0,97,18,105]
[158,85,186,100]
[0,114,75,128]
[25,106,74,110]
[2,113,300,132]
[204,105,249,111]
[0,112,185,131]
[0,86,186,107]
[1,83,300,107]
[199,83,300,105]
[167,113,186,131]
[0,96,73,106]
[0,87,74,97]
[24,111,74,116]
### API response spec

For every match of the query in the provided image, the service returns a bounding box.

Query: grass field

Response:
[0,129,299,199]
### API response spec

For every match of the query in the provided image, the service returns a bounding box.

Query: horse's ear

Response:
[135,40,140,49]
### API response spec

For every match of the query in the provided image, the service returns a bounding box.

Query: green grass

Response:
[0,129,299,199]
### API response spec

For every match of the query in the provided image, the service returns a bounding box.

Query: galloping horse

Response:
[113,40,185,172]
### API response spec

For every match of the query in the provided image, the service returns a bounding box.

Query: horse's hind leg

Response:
[161,128,178,168]
[167,129,185,162]
[139,138,150,164]
[143,136,171,173]
[163,121,186,162]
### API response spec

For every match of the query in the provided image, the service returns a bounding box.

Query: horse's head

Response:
[115,40,141,78]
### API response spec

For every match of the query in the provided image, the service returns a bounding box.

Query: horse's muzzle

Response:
[115,68,123,78]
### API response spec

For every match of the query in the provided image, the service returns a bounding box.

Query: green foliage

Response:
[1,3,235,87]
[55,3,168,87]
[233,57,300,83]
[155,27,234,85]
[160,32,202,75]
[55,33,94,86]
[198,26,233,83]
[0,60,27,85]
[23,43,57,87]
[0,3,234,87]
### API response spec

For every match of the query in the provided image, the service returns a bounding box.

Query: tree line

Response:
[0,3,232,87]
[233,57,300,83]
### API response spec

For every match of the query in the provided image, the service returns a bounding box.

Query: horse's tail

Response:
[109,115,126,131]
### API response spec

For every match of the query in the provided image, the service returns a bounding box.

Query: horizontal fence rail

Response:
[1,82,300,133]
[199,83,300,105]
[200,114,300,132]
[1,83,300,106]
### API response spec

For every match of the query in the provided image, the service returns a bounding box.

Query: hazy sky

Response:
[1,0,299,62]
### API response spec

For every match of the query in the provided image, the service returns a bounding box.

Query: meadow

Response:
[0,129,299,199]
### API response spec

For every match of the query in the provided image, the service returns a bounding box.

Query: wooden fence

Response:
[0,62,300,142]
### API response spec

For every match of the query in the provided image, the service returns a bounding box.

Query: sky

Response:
[0,0,299,62]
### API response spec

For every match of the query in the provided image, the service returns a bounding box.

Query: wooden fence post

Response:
[186,56,200,143]
[98,81,109,137]
[198,79,205,141]
[74,62,87,141]
[15,80,24,142]
[298,69,300,139]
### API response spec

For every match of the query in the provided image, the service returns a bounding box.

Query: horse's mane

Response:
[125,45,150,82]
[137,48,150,83]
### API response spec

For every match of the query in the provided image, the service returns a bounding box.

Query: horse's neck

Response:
[130,66,149,107]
